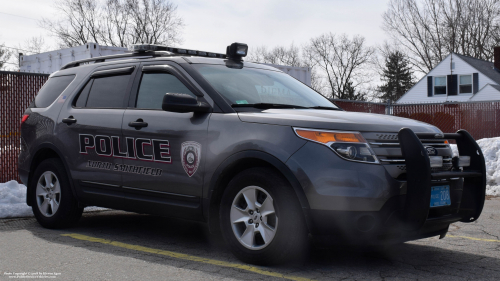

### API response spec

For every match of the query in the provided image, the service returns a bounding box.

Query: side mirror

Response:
[162,93,212,113]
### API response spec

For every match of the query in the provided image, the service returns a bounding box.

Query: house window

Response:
[434,76,446,95]
[459,75,472,94]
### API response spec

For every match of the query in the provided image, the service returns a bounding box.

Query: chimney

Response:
[495,46,500,70]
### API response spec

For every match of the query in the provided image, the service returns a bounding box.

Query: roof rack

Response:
[60,52,164,70]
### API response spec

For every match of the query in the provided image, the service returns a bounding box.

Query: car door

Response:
[120,61,211,216]
[56,63,139,208]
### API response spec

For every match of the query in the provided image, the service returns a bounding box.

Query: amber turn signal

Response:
[294,129,366,144]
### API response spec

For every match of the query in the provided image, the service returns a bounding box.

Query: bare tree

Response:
[40,0,184,48]
[126,0,183,46]
[0,43,12,70]
[302,54,328,95]
[21,36,51,55]
[248,44,325,93]
[3,36,54,71]
[249,44,302,67]
[383,0,500,74]
[304,33,375,100]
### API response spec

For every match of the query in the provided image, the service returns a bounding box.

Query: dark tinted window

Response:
[75,80,93,107]
[35,75,75,107]
[86,74,131,108]
[136,73,195,109]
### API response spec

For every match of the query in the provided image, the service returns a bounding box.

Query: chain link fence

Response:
[0,71,49,182]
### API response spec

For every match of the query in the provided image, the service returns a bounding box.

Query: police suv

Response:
[19,43,486,265]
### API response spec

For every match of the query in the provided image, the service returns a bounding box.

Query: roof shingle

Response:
[454,53,500,85]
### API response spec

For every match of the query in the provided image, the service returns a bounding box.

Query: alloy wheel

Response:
[36,171,61,217]
[230,186,278,250]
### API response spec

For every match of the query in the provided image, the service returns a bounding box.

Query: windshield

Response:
[192,65,338,109]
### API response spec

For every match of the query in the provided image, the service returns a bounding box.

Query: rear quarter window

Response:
[34,75,75,108]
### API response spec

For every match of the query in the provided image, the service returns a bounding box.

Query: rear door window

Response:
[35,75,75,108]
[85,74,131,108]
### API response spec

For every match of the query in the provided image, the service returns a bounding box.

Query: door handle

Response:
[128,119,148,130]
[62,116,77,125]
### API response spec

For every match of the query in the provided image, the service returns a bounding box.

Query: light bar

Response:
[128,44,227,58]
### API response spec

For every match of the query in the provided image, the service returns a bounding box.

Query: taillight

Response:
[21,114,30,129]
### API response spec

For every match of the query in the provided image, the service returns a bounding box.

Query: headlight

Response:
[293,128,379,164]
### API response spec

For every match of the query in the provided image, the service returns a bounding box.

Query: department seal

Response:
[181,141,201,177]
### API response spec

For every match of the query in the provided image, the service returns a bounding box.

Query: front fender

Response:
[204,150,313,233]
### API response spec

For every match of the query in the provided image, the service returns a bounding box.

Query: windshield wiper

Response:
[308,106,342,111]
[231,103,309,109]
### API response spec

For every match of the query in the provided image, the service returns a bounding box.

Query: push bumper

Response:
[308,129,486,243]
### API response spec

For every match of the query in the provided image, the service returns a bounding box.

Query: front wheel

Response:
[30,158,83,229]
[220,167,309,265]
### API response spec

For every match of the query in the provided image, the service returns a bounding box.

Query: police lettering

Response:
[79,134,171,163]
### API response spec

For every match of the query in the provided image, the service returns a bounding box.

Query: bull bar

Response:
[398,128,486,231]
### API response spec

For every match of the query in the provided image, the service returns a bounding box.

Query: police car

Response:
[18,42,486,265]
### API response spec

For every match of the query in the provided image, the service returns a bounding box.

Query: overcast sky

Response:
[0,0,391,54]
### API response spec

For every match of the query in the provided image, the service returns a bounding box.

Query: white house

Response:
[19,43,311,86]
[397,49,500,103]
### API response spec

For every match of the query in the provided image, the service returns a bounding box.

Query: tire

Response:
[220,167,309,265]
[30,158,83,229]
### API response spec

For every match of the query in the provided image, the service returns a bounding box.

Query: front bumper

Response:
[288,129,486,242]
[308,191,461,244]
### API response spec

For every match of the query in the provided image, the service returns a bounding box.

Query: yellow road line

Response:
[448,235,500,243]
[61,233,313,281]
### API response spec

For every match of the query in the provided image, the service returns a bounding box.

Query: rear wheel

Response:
[220,167,308,265]
[30,158,83,228]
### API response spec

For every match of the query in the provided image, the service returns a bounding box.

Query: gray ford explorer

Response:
[18,43,487,265]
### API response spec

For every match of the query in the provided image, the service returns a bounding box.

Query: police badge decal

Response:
[181,141,201,177]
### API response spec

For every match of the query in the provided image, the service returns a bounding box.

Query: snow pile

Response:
[450,137,500,196]
[0,181,33,218]
[0,181,108,219]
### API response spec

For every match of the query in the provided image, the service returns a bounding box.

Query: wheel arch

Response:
[206,150,312,234]
[26,143,78,206]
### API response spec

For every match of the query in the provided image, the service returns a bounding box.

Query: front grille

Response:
[363,132,454,178]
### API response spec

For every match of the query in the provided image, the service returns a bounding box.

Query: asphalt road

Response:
[1,198,499,281]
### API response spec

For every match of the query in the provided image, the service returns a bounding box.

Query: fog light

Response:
[429,156,443,168]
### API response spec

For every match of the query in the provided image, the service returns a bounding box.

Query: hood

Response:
[237,109,441,133]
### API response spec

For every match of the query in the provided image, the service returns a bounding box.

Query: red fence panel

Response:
[0,71,49,183]
[393,102,500,140]
[332,99,386,114]
[332,99,500,140]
